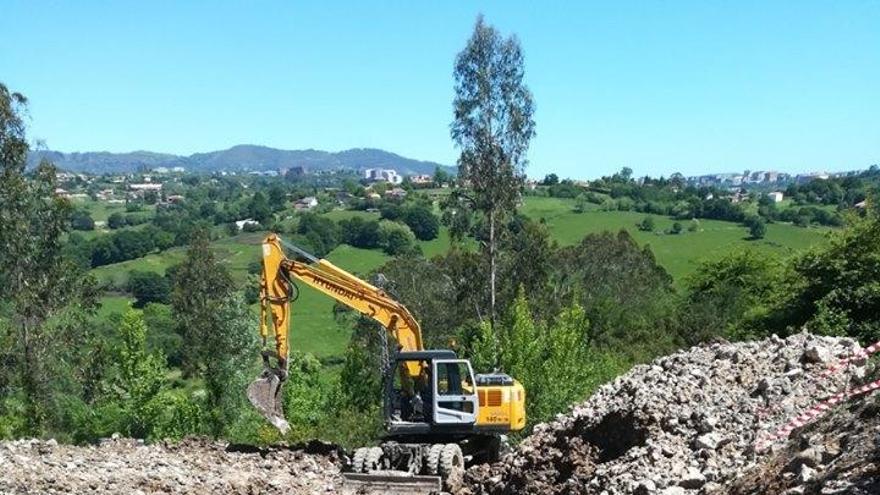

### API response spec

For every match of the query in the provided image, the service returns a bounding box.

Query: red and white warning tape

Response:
[754,340,880,453]
[818,340,880,379]
[755,378,880,452]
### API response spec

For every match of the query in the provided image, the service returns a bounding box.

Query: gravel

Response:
[465,332,873,495]
[0,436,343,494]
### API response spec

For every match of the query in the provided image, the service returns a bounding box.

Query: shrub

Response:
[401,204,439,241]
[127,271,171,308]
[340,217,381,249]
[637,216,655,232]
[70,210,95,231]
[379,221,416,256]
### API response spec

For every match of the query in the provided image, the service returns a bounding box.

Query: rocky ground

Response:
[465,332,878,495]
[724,392,880,495]
[2,332,876,495]
[0,436,343,494]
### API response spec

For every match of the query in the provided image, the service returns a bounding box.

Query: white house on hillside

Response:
[294,196,318,210]
[767,191,784,203]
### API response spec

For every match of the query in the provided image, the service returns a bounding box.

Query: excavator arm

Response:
[248,233,426,432]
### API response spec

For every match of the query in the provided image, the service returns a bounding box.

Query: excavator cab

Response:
[385,350,479,433]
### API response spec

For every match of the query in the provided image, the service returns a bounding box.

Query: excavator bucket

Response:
[341,473,442,495]
[247,370,291,435]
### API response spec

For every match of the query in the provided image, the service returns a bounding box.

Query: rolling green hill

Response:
[92,196,830,358]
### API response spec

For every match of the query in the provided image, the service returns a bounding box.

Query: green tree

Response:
[127,270,171,308]
[142,303,182,367]
[573,194,588,214]
[110,310,168,438]
[451,15,536,328]
[542,173,559,185]
[379,221,416,256]
[70,209,95,231]
[681,249,785,343]
[248,191,271,224]
[401,204,439,241]
[747,216,767,239]
[0,84,97,434]
[433,166,451,187]
[201,294,259,436]
[473,291,624,426]
[171,229,234,378]
[780,206,880,342]
[340,217,381,249]
[669,222,683,235]
[296,213,340,256]
[107,211,127,229]
[552,231,677,356]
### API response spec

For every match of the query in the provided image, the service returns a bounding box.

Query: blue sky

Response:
[2,1,878,179]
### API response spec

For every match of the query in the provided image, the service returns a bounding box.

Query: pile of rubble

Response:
[0,436,342,494]
[466,332,875,495]
[726,389,880,495]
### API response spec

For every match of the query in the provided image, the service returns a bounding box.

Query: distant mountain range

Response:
[27,145,452,176]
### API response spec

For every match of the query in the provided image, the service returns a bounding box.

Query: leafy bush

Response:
[401,204,440,241]
[467,291,626,427]
[379,221,416,255]
[637,216,655,232]
[296,213,340,256]
[70,209,95,231]
[107,212,127,229]
[127,271,171,308]
[746,215,767,239]
[339,217,381,249]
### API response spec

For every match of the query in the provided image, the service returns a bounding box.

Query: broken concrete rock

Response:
[0,437,342,494]
[467,332,863,495]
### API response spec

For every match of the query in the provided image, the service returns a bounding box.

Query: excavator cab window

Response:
[432,359,478,425]
[389,359,432,424]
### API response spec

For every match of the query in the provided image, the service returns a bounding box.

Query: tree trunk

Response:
[488,208,498,353]
[20,321,41,434]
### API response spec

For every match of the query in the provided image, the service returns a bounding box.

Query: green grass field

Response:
[522,196,828,282]
[92,196,830,358]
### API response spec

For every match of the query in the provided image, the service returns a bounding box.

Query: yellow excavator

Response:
[247,234,526,492]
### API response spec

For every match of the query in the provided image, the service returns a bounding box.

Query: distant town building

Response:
[234,219,260,230]
[384,187,408,199]
[409,174,433,184]
[767,191,784,203]
[294,196,318,210]
[367,192,382,200]
[796,172,829,184]
[363,168,402,185]
[153,167,170,174]
[129,183,162,191]
[53,188,87,199]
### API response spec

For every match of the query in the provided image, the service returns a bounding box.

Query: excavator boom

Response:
[247,234,427,430]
